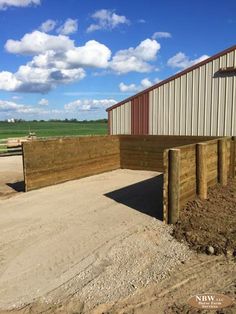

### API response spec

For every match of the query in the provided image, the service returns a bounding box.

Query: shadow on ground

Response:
[104,174,163,220]
[6,181,25,192]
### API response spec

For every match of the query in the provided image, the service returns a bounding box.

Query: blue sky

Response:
[0,0,235,120]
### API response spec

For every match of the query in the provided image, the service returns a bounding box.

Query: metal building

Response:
[107,45,236,136]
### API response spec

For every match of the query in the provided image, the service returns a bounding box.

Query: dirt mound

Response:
[173,178,236,255]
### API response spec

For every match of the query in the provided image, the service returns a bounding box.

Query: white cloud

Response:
[65,40,111,68]
[119,82,137,93]
[39,19,57,33]
[1,30,113,92]
[57,18,78,35]
[87,9,129,32]
[152,32,172,39]
[140,78,153,89]
[29,40,111,70]
[0,0,40,10]
[110,38,160,74]
[5,31,74,55]
[167,52,209,69]
[12,95,22,100]
[0,97,115,119]
[0,100,46,115]
[119,77,160,93]
[0,100,25,111]
[0,63,86,93]
[0,99,64,117]
[1,31,160,93]
[119,78,160,93]
[65,99,117,112]
[0,71,22,91]
[38,98,48,106]
[137,19,146,24]
[0,27,115,92]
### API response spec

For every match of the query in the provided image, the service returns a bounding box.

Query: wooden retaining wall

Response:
[23,136,120,191]
[165,137,235,224]
[120,135,165,172]
[119,135,217,172]
[22,135,235,224]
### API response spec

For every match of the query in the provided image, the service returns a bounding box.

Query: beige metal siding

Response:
[149,48,236,136]
[111,101,131,135]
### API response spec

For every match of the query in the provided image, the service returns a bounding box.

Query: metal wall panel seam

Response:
[191,71,195,134]
[217,59,221,136]
[210,61,215,136]
[185,73,189,135]
[224,76,228,135]
[231,65,235,135]
[203,64,208,135]
[168,82,171,134]
[197,66,201,135]
[179,76,183,135]
[173,80,176,135]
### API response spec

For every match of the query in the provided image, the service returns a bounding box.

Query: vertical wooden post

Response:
[22,142,27,192]
[168,149,180,224]
[196,143,208,199]
[218,138,227,186]
[163,149,169,224]
[230,136,235,178]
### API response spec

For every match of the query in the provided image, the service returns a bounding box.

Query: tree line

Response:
[1,119,108,123]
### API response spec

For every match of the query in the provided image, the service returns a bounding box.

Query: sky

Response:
[0,0,235,121]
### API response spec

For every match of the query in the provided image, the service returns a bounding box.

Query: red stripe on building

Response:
[108,110,111,135]
[131,92,149,135]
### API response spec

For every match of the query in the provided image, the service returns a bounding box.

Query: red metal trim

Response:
[107,44,236,112]
[108,111,111,134]
[131,92,149,135]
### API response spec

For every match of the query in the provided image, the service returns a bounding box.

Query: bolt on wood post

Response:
[168,149,180,224]
[218,138,227,186]
[196,143,208,199]
[230,136,235,178]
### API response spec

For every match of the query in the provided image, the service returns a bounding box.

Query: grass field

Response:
[0,121,108,139]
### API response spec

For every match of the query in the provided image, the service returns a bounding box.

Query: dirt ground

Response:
[0,255,235,314]
[0,156,24,199]
[173,178,236,256]
[0,157,190,312]
[0,157,235,314]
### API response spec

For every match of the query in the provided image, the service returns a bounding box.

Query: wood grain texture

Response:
[22,134,233,225]
[206,141,218,187]
[23,136,120,191]
[168,149,180,224]
[179,144,197,206]
[218,138,228,186]
[120,136,166,172]
[196,144,207,199]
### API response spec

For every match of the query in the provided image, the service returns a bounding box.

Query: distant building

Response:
[7,118,15,123]
[107,45,236,136]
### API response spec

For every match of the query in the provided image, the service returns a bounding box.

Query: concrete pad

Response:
[0,166,191,311]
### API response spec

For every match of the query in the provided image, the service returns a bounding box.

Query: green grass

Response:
[0,121,108,139]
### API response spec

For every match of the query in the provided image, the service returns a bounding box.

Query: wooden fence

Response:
[165,137,235,223]
[0,138,23,156]
[22,136,120,191]
[22,135,235,223]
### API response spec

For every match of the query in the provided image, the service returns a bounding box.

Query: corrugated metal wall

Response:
[110,101,131,135]
[131,93,149,134]
[149,49,236,136]
[108,46,236,136]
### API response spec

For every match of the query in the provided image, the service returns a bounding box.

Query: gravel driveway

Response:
[0,160,191,312]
